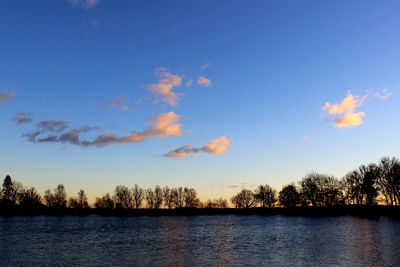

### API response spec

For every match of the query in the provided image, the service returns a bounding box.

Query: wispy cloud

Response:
[0,90,16,103]
[200,62,211,70]
[164,136,231,159]
[68,0,100,9]
[147,68,183,106]
[103,95,132,112]
[25,112,182,147]
[197,76,212,87]
[13,113,33,124]
[323,91,366,128]
[372,88,392,101]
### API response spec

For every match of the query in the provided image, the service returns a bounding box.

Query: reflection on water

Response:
[0,216,399,266]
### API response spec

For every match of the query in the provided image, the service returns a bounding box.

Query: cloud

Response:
[147,69,183,106]
[24,112,182,147]
[197,76,212,87]
[0,90,16,103]
[103,95,132,112]
[37,120,69,133]
[323,91,367,128]
[372,88,392,101]
[68,0,100,9]
[334,112,365,128]
[200,62,211,70]
[164,136,231,159]
[13,113,33,124]
[87,112,183,146]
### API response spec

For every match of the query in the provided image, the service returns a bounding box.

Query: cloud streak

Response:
[0,90,16,103]
[68,0,100,9]
[164,136,231,159]
[25,112,182,147]
[13,113,33,124]
[147,69,183,106]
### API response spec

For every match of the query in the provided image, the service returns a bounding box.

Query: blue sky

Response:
[1,0,400,201]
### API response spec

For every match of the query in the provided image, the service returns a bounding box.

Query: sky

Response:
[1,0,400,202]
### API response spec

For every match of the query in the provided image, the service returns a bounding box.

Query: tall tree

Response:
[255,184,277,208]
[279,184,300,208]
[2,175,14,207]
[132,184,144,209]
[113,185,132,209]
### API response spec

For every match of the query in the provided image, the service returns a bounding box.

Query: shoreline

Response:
[1,206,400,218]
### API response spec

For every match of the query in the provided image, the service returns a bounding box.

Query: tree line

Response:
[1,156,399,211]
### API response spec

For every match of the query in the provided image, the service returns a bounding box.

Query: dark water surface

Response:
[0,215,399,266]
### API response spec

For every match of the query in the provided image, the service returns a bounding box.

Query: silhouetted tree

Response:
[78,190,89,208]
[231,189,257,208]
[69,190,89,209]
[20,187,42,209]
[342,170,364,204]
[113,185,132,209]
[255,184,277,208]
[132,184,144,209]
[154,186,163,209]
[300,173,322,207]
[300,173,343,207]
[145,188,155,209]
[321,176,343,206]
[183,187,199,208]
[163,186,175,209]
[1,175,14,207]
[360,164,380,205]
[44,184,67,209]
[172,187,184,208]
[378,157,400,205]
[279,184,300,207]
[11,181,24,205]
[205,198,228,208]
[94,193,114,209]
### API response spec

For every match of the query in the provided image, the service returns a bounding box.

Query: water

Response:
[0,215,399,266]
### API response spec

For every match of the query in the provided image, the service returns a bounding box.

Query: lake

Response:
[0,215,399,266]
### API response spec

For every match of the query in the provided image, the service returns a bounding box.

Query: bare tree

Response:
[78,190,89,208]
[279,184,300,208]
[205,198,228,208]
[44,184,67,209]
[113,185,132,209]
[20,187,42,209]
[255,184,277,208]
[172,187,184,208]
[183,187,199,208]
[132,184,144,209]
[154,186,163,209]
[378,157,400,205]
[163,186,175,209]
[94,193,114,209]
[231,189,257,208]
[145,188,155,209]
[70,190,89,208]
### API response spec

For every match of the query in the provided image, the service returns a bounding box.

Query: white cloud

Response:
[197,76,212,87]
